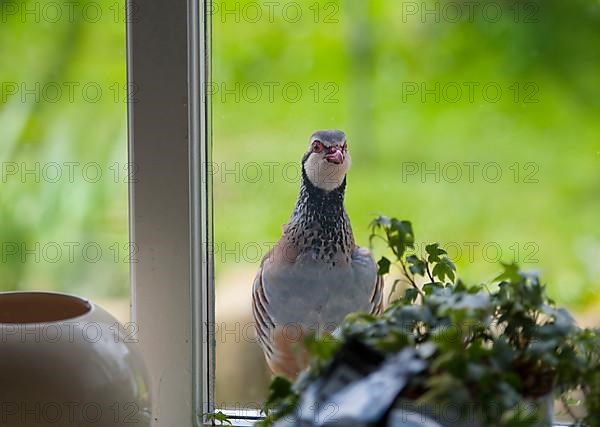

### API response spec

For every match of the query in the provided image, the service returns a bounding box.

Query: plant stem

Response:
[400,259,424,297]
[560,394,581,425]
[425,263,435,283]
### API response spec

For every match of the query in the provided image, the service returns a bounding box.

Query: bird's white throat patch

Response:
[304,152,352,191]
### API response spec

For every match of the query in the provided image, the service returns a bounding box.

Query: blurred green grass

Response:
[0,0,599,312]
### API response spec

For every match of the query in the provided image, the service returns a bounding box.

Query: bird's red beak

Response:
[324,147,344,164]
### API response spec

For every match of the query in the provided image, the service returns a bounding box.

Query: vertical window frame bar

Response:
[191,0,215,424]
[126,0,213,426]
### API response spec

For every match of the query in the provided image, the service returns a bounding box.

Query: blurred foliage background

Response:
[213,0,600,405]
[1,0,599,409]
[214,0,600,309]
[0,0,128,297]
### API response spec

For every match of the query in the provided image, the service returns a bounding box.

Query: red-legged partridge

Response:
[252,130,383,378]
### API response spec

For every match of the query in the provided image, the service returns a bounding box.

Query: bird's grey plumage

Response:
[252,130,383,378]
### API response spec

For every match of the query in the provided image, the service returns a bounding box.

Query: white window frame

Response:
[126,0,219,425]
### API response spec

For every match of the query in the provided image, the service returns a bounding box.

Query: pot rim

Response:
[0,291,95,325]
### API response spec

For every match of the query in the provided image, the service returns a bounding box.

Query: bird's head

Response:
[302,130,351,192]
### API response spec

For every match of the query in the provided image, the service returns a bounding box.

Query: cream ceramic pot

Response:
[0,292,151,427]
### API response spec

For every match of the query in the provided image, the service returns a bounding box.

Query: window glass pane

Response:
[1,0,129,322]
[213,0,600,412]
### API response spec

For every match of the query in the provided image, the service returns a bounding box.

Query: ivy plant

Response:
[258,216,600,427]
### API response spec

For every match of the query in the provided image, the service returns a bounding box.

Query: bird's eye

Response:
[312,140,324,153]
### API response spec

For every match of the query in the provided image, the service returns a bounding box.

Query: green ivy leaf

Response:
[402,287,419,304]
[369,215,392,230]
[264,376,293,408]
[426,243,447,263]
[205,411,232,426]
[432,257,456,283]
[423,282,444,295]
[377,256,391,275]
[494,262,522,283]
[388,219,414,258]
[407,254,427,276]
[304,333,341,362]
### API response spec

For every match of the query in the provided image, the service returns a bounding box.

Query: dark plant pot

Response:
[389,394,554,427]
